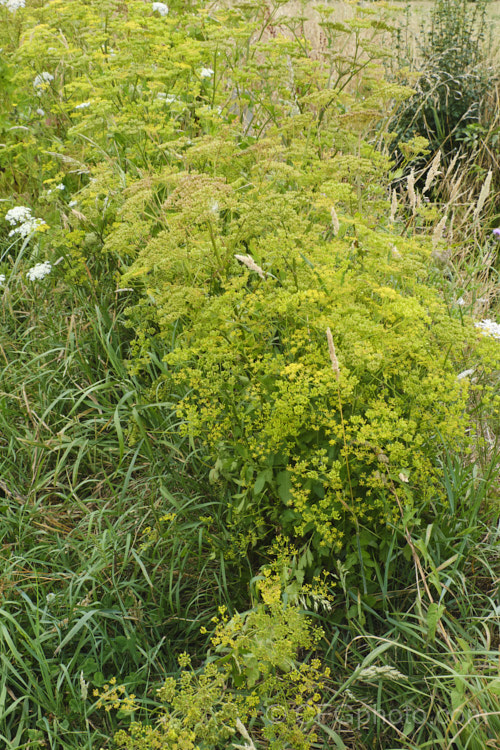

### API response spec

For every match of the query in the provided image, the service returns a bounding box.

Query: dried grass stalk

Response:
[389,189,398,223]
[423,150,441,194]
[446,172,464,207]
[432,214,447,248]
[234,719,257,750]
[330,206,340,236]
[445,152,459,180]
[473,169,492,220]
[326,327,340,380]
[234,254,266,279]
[407,168,417,214]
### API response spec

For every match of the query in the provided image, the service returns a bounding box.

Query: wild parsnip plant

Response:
[0,1,499,749]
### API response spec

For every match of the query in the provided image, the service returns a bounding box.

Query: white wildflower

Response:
[0,274,5,285]
[9,217,47,238]
[474,319,500,340]
[157,93,176,103]
[0,0,26,11]
[456,296,466,307]
[46,592,56,604]
[5,206,33,226]
[200,67,214,78]
[68,200,78,207]
[36,108,45,116]
[74,101,91,110]
[5,206,47,239]
[33,72,54,94]
[152,1,169,15]
[26,261,52,282]
[56,183,65,190]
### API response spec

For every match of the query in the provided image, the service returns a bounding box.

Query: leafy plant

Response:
[390,0,495,160]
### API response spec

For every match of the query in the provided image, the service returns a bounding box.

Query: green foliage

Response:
[111,563,328,750]
[391,0,495,159]
[118,128,486,566]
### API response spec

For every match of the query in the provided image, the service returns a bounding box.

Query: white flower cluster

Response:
[5,206,32,225]
[475,319,500,340]
[33,72,54,94]
[157,93,176,103]
[0,0,25,11]
[5,206,47,239]
[200,67,214,79]
[46,183,65,195]
[0,274,6,285]
[74,101,91,110]
[152,2,168,15]
[26,261,52,282]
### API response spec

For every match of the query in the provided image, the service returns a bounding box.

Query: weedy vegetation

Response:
[0,0,499,748]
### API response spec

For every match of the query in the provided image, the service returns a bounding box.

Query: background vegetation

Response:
[0,0,499,748]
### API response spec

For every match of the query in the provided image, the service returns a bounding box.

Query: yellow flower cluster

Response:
[93,677,137,713]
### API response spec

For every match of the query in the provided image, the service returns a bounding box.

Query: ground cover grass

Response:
[0,0,499,748]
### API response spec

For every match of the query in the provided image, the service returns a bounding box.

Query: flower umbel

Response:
[5,206,48,239]
[0,0,25,11]
[33,72,54,94]
[26,262,52,282]
[152,1,168,15]
[474,319,500,340]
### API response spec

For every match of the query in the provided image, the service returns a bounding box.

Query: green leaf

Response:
[254,469,272,495]
[426,602,445,642]
[276,470,292,503]
[93,671,105,688]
